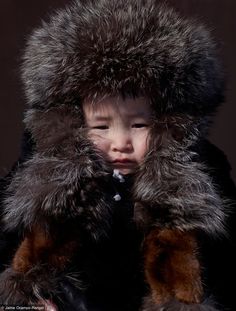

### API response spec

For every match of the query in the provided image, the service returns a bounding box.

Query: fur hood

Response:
[3,0,224,235]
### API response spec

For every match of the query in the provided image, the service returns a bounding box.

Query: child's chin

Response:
[114,167,135,175]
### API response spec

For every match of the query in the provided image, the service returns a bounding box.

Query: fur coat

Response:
[0,0,232,310]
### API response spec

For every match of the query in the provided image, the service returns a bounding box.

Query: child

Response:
[0,0,235,310]
[83,96,152,176]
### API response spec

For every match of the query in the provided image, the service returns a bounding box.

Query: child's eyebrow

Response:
[93,113,150,121]
[125,112,151,118]
[93,116,112,121]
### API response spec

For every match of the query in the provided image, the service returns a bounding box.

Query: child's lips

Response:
[112,159,136,167]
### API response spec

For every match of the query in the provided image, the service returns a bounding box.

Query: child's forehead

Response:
[82,95,153,117]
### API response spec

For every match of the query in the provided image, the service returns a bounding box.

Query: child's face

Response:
[83,96,152,175]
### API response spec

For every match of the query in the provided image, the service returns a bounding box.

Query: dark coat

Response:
[0,1,235,310]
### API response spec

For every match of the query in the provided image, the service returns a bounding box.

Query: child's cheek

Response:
[135,130,150,162]
[95,140,110,155]
[88,132,110,155]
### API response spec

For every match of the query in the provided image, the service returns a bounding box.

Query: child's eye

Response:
[92,125,109,130]
[132,124,148,128]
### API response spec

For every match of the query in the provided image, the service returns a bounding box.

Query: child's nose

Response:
[111,132,133,152]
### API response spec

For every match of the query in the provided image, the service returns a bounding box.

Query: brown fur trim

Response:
[144,228,203,305]
[12,225,79,273]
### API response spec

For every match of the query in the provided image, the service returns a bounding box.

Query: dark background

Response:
[0,0,235,182]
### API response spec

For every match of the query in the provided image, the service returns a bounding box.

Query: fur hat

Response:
[21,0,224,117]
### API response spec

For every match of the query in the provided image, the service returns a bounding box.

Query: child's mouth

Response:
[112,159,136,166]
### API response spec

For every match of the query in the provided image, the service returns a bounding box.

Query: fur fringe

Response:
[2,151,114,240]
[133,118,226,236]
